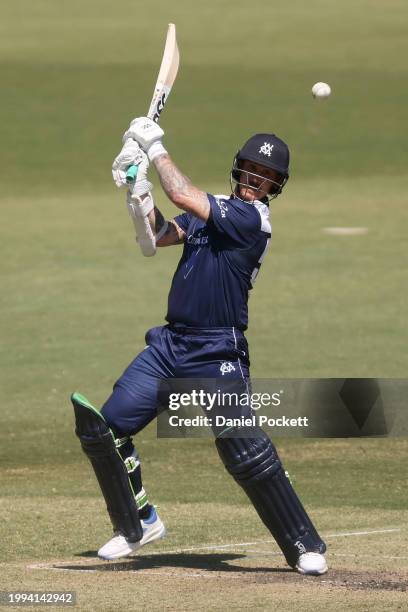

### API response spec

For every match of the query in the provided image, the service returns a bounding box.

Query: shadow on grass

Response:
[66,551,293,574]
[55,555,408,591]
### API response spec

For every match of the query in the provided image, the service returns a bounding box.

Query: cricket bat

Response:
[126,23,180,183]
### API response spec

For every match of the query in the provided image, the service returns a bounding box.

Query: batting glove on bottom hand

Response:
[112,138,153,196]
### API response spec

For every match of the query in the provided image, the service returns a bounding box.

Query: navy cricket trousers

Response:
[101,324,250,436]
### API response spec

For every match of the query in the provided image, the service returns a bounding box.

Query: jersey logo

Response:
[216,198,229,218]
[259,142,274,157]
[220,361,236,375]
[187,228,208,246]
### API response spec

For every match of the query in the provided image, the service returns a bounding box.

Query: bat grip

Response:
[126,164,139,184]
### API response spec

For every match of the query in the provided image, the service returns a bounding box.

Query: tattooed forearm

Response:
[153,153,210,220]
[153,154,194,202]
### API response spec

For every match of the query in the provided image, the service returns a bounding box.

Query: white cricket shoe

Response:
[98,507,166,560]
[296,552,328,575]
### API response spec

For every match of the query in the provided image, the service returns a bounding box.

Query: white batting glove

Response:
[112,138,153,195]
[112,138,143,186]
[128,150,153,197]
[123,117,167,161]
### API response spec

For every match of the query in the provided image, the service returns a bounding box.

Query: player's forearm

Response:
[153,153,210,221]
[145,201,185,247]
[147,204,167,238]
[130,193,184,248]
[126,192,168,256]
[153,153,194,206]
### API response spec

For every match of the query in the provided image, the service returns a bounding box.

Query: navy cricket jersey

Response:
[166,194,272,331]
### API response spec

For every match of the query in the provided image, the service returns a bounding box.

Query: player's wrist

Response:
[148,141,168,162]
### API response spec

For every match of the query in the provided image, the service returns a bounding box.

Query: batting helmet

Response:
[231,133,290,201]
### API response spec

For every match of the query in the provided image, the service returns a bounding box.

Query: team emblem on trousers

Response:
[259,142,274,157]
[220,361,236,375]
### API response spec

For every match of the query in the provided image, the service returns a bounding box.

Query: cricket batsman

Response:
[71,118,328,575]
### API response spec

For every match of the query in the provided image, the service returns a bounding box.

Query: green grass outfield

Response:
[1,1,408,609]
[1,0,407,195]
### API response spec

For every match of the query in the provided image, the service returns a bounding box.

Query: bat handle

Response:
[126,164,139,184]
